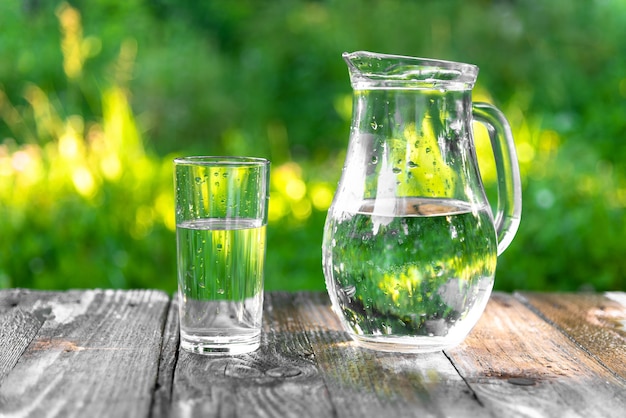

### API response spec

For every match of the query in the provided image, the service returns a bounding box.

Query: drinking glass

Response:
[174,156,270,355]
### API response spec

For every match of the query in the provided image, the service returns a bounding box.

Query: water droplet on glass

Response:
[371,155,378,164]
[426,147,431,153]
[214,182,220,187]
[216,243,223,251]
[217,288,225,294]
[194,177,202,184]
[407,161,418,168]
[344,285,356,297]
[222,173,228,178]
[370,121,378,130]
[392,167,401,174]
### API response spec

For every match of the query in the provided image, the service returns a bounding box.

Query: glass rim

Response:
[173,155,270,167]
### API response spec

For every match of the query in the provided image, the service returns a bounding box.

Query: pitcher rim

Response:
[343,51,478,90]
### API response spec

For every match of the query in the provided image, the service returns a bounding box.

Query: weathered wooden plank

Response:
[445,292,626,418]
[292,292,489,418]
[0,289,170,418]
[0,290,46,383]
[516,291,626,383]
[2,289,623,417]
[170,292,334,418]
[606,291,626,308]
[150,293,179,418]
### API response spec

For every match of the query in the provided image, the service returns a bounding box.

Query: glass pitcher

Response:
[322,51,522,353]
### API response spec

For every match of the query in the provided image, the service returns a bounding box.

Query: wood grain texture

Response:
[0,290,45,383]
[0,289,170,418]
[445,292,626,418]
[517,291,626,382]
[292,292,488,418]
[151,293,179,418]
[169,292,334,418]
[1,289,625,418]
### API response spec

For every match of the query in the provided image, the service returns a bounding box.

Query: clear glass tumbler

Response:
[174,156,270,355]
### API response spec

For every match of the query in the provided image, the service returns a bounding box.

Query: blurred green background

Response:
[1,0,625,293]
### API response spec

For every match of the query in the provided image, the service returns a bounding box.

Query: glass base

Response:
[350,333,465,353]
[180,330,260,356]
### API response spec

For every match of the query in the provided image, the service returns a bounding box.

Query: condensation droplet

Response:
[194,177,202,184]
[344,285,356,297]
[371,155,378,164]
[392,167,401,174]
[407,161,418,168]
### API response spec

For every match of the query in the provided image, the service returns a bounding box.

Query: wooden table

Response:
[0,289,625,417]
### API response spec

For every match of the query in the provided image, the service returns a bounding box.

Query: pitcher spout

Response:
[342,50,478,90]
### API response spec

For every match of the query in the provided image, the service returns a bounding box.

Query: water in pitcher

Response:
[323,197,497,351]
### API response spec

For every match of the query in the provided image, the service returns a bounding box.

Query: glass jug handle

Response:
[472,103,522,255]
